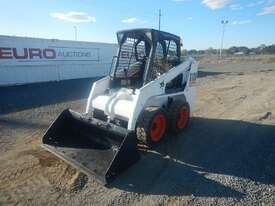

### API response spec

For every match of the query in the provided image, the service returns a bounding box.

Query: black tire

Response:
[167,100,190,134]
[136,107,167,147]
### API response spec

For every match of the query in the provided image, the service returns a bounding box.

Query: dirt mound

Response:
[19,149,88,193]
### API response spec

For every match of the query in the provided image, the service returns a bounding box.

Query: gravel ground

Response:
[0,62,275,206]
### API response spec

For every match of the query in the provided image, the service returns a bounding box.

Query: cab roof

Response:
[116,28,181,45]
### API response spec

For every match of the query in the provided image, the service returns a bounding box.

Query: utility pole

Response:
[219,20,228,58]
[73,26,78,41]
[158,9,162,31]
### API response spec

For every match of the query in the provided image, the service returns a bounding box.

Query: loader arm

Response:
[86,76,111,114]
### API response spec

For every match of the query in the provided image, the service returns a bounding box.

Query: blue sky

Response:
[0,0,275,49]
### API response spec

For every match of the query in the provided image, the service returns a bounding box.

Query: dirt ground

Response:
[1,61,275,205]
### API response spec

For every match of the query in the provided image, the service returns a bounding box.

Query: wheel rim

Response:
[150,114,166,142]
[177,106,189,129]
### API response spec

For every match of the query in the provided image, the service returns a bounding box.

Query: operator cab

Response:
[110,29,182,89]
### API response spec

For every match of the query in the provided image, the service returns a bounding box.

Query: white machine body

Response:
[86,57,198,131]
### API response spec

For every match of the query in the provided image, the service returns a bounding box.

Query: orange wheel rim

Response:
[150,114,166,142]
[177,106,189,129]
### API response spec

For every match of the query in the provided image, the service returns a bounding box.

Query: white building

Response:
[0,35,117,86]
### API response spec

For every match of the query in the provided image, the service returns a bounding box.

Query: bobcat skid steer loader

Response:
[42,28,198,185]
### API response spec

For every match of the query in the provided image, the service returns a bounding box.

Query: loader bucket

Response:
[42,109,140,185]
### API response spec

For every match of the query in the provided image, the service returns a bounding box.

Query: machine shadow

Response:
[0,117,48,130]
[0,77,99,115]
[112,117,275,198]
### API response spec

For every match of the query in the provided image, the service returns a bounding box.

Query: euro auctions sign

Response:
[0,47,99,63]
[0,36,102,66]
[0,48,57,59]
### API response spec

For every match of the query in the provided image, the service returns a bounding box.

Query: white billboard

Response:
[0,35,118,86]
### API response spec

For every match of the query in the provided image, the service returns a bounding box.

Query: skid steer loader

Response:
[42,28,198,184]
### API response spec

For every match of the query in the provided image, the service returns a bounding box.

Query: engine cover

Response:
[92,88,138,121]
